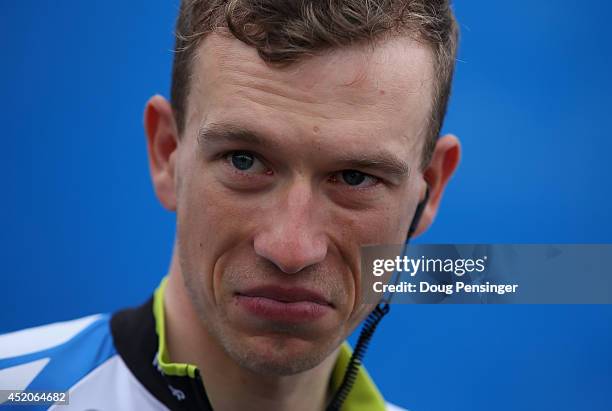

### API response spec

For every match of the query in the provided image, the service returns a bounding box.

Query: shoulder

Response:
[0,314,115,393]
[0,313,168,410]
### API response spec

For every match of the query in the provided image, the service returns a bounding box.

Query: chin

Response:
[222,333,337,376]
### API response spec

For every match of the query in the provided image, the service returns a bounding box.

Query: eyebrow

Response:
[335,154,411,178]
[197,123,281,150]
[197,122,411,178]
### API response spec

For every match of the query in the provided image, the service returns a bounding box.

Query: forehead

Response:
[184,31,434,159]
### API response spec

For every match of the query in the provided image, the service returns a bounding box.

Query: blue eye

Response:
[341,170,367,186]
[230,152,255,170]
[330,169,379,189]
[225,151,269,176]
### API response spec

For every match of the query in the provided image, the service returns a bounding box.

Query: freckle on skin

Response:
[313,126,320,134]
[379,90,385,95]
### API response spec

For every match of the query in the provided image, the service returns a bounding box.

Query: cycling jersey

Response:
[0,278,406,410]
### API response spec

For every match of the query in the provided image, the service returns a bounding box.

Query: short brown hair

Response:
[171,0,459,169]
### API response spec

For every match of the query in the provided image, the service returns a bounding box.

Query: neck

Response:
[163,252,338,411]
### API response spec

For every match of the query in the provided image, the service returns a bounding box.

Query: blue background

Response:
[1,1,611,410]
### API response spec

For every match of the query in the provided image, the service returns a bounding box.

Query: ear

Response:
[412,134,461,237]
[144,95,179,211]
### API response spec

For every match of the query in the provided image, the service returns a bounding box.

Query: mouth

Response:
[234,285,334,324]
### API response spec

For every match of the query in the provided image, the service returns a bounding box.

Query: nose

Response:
[254,180,328,274]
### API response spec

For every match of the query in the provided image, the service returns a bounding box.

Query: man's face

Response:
[174,32,434,375]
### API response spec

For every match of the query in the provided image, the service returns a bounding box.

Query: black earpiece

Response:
[407,186,430,241]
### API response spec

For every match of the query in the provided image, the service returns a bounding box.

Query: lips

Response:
[235,285,333,323]
[237,285,332,306]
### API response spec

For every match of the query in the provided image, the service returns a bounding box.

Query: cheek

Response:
[331,201,411,328]
[176,170,255,307]
[336,202,410,249]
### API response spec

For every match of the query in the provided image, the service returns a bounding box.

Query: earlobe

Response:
[412,134,461,237]
[144,95,180,211]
